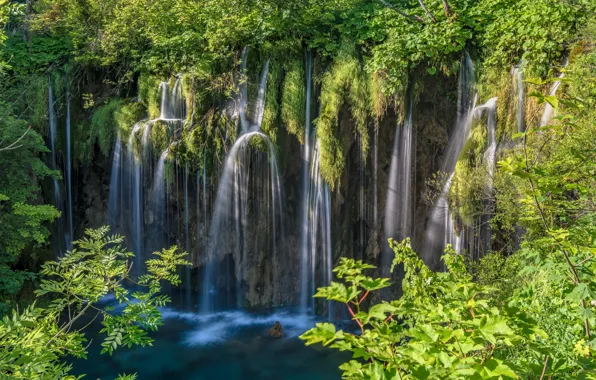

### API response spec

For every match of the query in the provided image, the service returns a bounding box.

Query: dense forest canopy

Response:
[1,0,596,378]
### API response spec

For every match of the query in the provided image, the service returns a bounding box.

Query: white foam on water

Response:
[160,309,317,346]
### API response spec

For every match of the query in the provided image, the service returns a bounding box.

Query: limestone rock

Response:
[269,321,283,338]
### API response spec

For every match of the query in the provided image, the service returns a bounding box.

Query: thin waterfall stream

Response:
[382,82,414,275]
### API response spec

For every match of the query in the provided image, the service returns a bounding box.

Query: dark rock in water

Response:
[269,321,283,338]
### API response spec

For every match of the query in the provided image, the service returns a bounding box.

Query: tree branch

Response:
[377,0,425,23]
[417,0,437,22]
[47,302,92,346]
[346,304,364,333]
[539,355,549,380]
[442,0,453,17]
[0,127,31,152]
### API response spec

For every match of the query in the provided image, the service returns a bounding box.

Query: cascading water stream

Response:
[253,59,270,128]
[298,50,335,319]
[512,64,525,133]
[477,98,498,186]
[540,57,569,127]
[159,77,187,121]
[148,148,170,258]
[382,84,414,274]
[184,163,191,308]
[127,123,144,276]
[107,74,186,276]
[373,122,378,228]
[200,130,284,313]
[475,98,498,254]
[108,135,122,228]
[239,48,249,134]
[48,82,66,255]
[423,53,476,266]
[299,50,314,315]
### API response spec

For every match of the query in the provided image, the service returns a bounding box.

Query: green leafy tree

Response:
[0,111,60,314]
[301,239,546,379]
[0,226,190,379]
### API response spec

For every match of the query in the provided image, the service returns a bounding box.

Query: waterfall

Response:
[201,131,284,313]
[323,183,334,321]
[108,135,122,228]
[159,82,170,120]
[184,163,191,308]
[297,50,335,318]
[48,82,66,255]
[65,85,73,249]
[478,98,498,186]
[382,84,414,274]
[106,73,186,279]
[203,151,207,239]
[423,53,476,266]
[159,77,187,121]
[512,64,525,132]
[540,57,569,127]
[373,121,378,228]
[129,124,144,276]
[299,50,314,314]
[149,149,169,256]
[253,59,270,128]
[299,137,334,318]
[239,48,249,134]
[475,97,498,254]
[48,83,57,182]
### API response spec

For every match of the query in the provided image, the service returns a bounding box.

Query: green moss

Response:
[138,73,161,119]
[88,99,125,157]
[261,59,281,143]
[281,58,306,143]
[150,119,172,156]
[450,113,490,225]
[316,43,371,189]
[114,102,146,140]
[22,76,50,134]
[77,98,147,164]
[369,71,389,122]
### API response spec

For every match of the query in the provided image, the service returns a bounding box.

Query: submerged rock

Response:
[269,321,283,338]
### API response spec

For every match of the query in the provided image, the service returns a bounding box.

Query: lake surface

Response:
[72,302,350,379]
